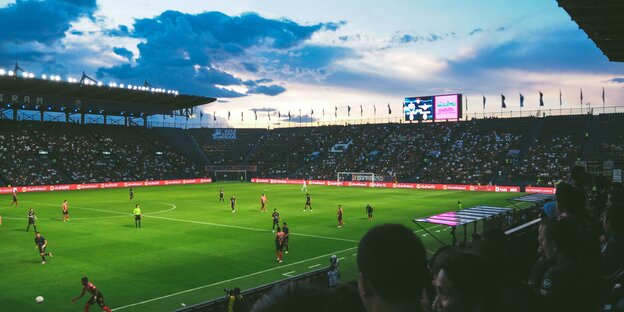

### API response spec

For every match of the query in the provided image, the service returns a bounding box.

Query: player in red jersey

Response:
[337,205,344,228]
[10,189,18,207]
[71,277,112,312]
[275,227,285,263]
[260,193,268,212]
[62,200,70,222]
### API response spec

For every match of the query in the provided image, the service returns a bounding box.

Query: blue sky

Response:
[0,0,623,123]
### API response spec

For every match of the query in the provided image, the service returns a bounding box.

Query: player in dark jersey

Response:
[366,204,373,221]
[271,209,280,232]
[129,187,134,200]
[304,193,312,211]
[230,195,236,213]
[282,222,290,254]
[72,277,113,312]
[337,205,344,228]
[27,208,37,232]
[275,227,285,263]
[62,200,70,222]
[10,189,18,207]
[34,232,52,264]
[219,187,225,203]
[260,193,268,212]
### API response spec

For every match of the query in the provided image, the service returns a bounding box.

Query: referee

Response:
[133,204,142,228]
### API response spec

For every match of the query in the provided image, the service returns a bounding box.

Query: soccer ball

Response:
[35,296,44,304]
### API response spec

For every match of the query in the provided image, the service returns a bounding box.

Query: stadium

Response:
[1,1,623,312]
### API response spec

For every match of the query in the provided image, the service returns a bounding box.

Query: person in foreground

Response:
[357,223,427,312]
[71,277,112,312]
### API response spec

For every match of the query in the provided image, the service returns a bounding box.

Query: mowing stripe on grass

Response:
[146,215,360,243]
[111,246,358,311]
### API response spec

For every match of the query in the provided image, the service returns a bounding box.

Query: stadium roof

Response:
[558,0,624,62]
[0,75,216,116]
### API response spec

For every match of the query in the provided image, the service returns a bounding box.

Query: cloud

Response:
[247,84,286,96]
[393,32,450,44]
[113,47,133,61]
[608,78,624,84]
[242,62,259,73]
[96,10,343,98]
[0,0,96,45]
[468,28,483,36]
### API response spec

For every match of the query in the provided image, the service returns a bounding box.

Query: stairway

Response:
[151,127,212,166]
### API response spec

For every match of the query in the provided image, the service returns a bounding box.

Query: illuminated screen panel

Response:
[434,94,460,120]
[403,96,434,121]
[403,93,462,121]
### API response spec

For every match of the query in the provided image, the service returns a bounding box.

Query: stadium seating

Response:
[0,121,207,186]
[2,113,624,187]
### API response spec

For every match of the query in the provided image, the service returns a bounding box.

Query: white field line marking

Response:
[21,200,359,244]
[308,264,321,269]
[146,215,360,243]
[282,271,296,277]
[111,246,358,311]
[19,201,176,216]
[414,224,443,233]
[337,257,345,261]
[352,253,357,256]
[426,250,435,255]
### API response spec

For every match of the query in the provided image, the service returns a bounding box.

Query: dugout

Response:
[413,206,514,246]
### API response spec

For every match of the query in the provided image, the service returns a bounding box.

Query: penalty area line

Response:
[111,246,358,311]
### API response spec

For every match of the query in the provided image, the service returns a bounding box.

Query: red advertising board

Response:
[0,178,212,194]
[525,186,556,194]
[250,178,520,193]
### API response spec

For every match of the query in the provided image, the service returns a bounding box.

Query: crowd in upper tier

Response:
[1,113,623,187]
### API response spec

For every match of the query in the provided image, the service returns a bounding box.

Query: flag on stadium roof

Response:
[539,92,544,106]
[213,111,216,121]
[559,90,562,106]
[228,111,231,120]
[387,103,392,115]
[501,94,506,108]
[360,105,363,116]
[482,95,486,109]
[580,88,583,105]
[519,93,524,108]
[348,105,351,116]
[602,87,605,104]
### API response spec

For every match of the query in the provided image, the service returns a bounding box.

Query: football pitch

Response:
[0,182,518,311]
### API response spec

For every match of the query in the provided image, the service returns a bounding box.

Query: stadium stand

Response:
[2,113,624,187]
[0,120,207,186]
[190,128,266,165]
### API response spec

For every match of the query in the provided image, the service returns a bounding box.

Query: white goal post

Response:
[337,172,376,187]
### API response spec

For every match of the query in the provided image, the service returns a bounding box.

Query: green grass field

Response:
[0,182,518,311]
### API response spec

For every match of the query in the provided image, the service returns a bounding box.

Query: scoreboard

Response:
[403,93,462,121]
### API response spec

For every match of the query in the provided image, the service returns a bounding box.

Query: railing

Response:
[146,105,624,129]
[173,267,330,312]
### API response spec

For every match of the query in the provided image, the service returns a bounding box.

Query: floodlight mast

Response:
[79,72,99,85]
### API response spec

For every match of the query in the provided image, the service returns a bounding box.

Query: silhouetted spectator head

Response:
[555,183,586,217]
[604,202,624,236]
[432,250,500,312]
[540,218,577,261]
[357,224,427,312]
[609,186,624,206]
[570,166,586,186]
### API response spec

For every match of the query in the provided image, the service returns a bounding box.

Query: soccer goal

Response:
[337,172,376,186]
[214,170,247,182]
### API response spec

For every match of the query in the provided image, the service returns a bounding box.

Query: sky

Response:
[0,0,623,125]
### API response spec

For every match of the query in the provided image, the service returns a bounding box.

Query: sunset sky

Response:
[1,0,623,125]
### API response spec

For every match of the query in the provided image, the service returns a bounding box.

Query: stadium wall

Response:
[0,178,212,194]
[250,178,537,193]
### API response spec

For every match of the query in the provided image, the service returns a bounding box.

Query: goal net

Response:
[337,172,376,186]
[214,170,247,182]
